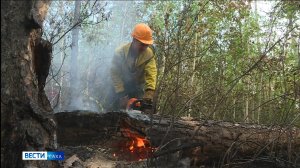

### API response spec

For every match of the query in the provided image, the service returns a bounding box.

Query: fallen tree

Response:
[55,111,300,168]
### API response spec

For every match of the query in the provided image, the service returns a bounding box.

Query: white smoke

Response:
[44,1,143,113]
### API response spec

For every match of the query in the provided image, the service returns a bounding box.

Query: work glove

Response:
[142,89,155,115]
[143,89,155,103]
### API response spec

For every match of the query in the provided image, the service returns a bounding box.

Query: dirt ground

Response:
[60,145,149,168]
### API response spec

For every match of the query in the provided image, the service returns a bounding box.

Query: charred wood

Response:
[55,111,300,167]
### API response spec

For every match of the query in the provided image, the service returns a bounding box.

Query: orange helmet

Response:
[131,23,153,45]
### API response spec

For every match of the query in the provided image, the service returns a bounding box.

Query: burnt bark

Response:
[55,111,300,167]
[1,0,58,167]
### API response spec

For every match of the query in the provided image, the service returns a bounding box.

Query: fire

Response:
[136,137,146,147]
[118,127,157,161]
[129,137,146,152]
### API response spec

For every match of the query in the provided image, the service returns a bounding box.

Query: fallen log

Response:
[54,111,300,167]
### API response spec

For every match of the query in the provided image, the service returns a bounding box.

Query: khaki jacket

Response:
[110,43,157,94]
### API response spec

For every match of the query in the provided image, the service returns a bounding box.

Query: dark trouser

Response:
[123,82,144,98]
[106,82,144,111]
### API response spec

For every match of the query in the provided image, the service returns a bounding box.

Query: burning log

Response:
[55,111,155,162]
[55,111,300,167]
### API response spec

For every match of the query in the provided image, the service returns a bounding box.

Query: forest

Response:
[1,0,299,168]
[44,0,299,126]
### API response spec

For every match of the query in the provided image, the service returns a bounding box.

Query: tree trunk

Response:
[298,34,300,68]
[233,97,236,120]
[244,79,250,122]
[258,73,263,124]
[55,111,300,167]
[1,0,58,167]
[119,1,128,44]
[188,31,198,117]
[68,0,81,110]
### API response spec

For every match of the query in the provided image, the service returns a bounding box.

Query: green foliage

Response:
[44,1,299,126]
[147,1,299,126]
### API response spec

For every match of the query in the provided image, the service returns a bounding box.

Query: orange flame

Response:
[136,137,145,147]
[129,137,146,152]
[119,127,156,161]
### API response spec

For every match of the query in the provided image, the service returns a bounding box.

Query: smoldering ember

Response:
[1,1,299,168]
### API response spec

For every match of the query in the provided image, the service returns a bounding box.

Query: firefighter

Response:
[110,23,157,110]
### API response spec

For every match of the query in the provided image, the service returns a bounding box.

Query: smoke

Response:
[44,1,142,113]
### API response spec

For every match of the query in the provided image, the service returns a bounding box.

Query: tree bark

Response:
[1,0,58,167]
[55,111,300,167]
[68,0,81,110]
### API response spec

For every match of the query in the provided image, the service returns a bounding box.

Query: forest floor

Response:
[60,145,151,168]
[59,144,282,168]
